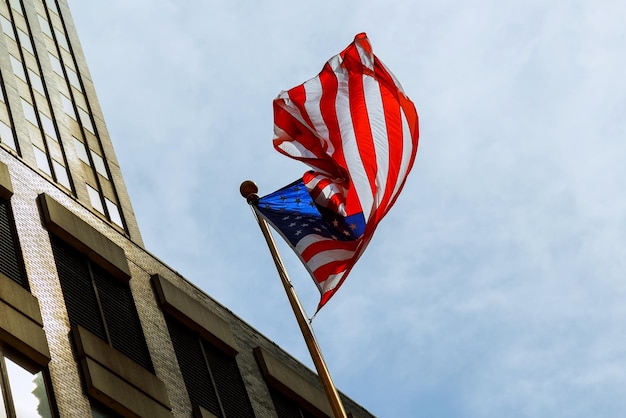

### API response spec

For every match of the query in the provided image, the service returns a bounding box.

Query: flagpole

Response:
[240,180,347,418]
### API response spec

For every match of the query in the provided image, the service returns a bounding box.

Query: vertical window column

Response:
[2,2,72,190]
[39,4,126,231]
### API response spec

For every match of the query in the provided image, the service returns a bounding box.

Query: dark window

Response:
[50,236,153,371]
[269,387,322,418]
[91,400,124,418]
[0,197,27,288]
[165,315,254,417]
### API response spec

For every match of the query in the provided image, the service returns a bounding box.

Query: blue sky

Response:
[67,1,626,417]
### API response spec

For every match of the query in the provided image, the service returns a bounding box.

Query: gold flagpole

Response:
[240,180,347,418]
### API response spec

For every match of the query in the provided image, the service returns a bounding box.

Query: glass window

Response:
[73,136,89,163]
[90,151,107,178]
[38,15,52,38]
[65,65,80,90]
[9,55,25,81]
[4,358,53,417]
[0,121,16,151]
[17,29,33,54]
[28,69,45,95]
[0,378,6,418]
[21,98,38,126]
[0,15,15,40]
[60,94,75,119]
[54,28,69,51]
[0,355,54,418]
[77,107,94,134]
[86,184,104,214]
[53,160,71,189]
[48,53,63,75]
[39,113,57,141]
[45,0,60,16]
[8,0,22,15]
[34,146,52,176]
[105,198,123,228]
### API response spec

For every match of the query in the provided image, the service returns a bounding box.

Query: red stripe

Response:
[348,72,376,191]
[300,238,357,262]
[313,261,349,284]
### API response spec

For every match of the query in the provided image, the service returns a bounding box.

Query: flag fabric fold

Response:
[255,33,419,311]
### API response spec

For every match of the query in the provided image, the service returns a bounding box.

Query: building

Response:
[0,1,375,417]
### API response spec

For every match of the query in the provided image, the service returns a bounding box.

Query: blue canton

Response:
[256,179,365,247]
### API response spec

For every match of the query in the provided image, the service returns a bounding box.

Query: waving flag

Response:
[255,33,419,310]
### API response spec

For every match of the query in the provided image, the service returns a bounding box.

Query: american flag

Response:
[255,33,419,310]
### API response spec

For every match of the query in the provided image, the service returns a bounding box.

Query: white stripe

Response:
[306,248,355,272]
[389,108,415,203]
[274,135,318,160]
[303,77,335,157]
[362,73,390,211]
[355,38,374,72]
[294,235,355,267]
[294,233,352,257]
[319,272,344,293]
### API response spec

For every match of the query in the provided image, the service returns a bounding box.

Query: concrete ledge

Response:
[0,272,43,326]
[81,357,172,418]
[151,274,238,356]
[72,325,170,412]
[254,346,332,417]
[37,193,130,280]
[0,274,50,367]
[0,161,12,199]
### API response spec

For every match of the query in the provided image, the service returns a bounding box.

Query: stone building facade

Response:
[0,1,374,417]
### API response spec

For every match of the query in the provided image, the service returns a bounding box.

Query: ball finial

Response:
[240,180,259,201]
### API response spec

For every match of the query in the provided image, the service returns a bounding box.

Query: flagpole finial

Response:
[240,180,259,203]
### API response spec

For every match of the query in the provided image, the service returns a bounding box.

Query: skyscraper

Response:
[0,1,374,417]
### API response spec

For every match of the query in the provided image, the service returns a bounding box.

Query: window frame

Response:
[0,347,57,418]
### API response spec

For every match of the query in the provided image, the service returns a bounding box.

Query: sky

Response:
[66,1,626,417]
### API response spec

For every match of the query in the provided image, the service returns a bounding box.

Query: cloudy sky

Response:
[66,1,626,417]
